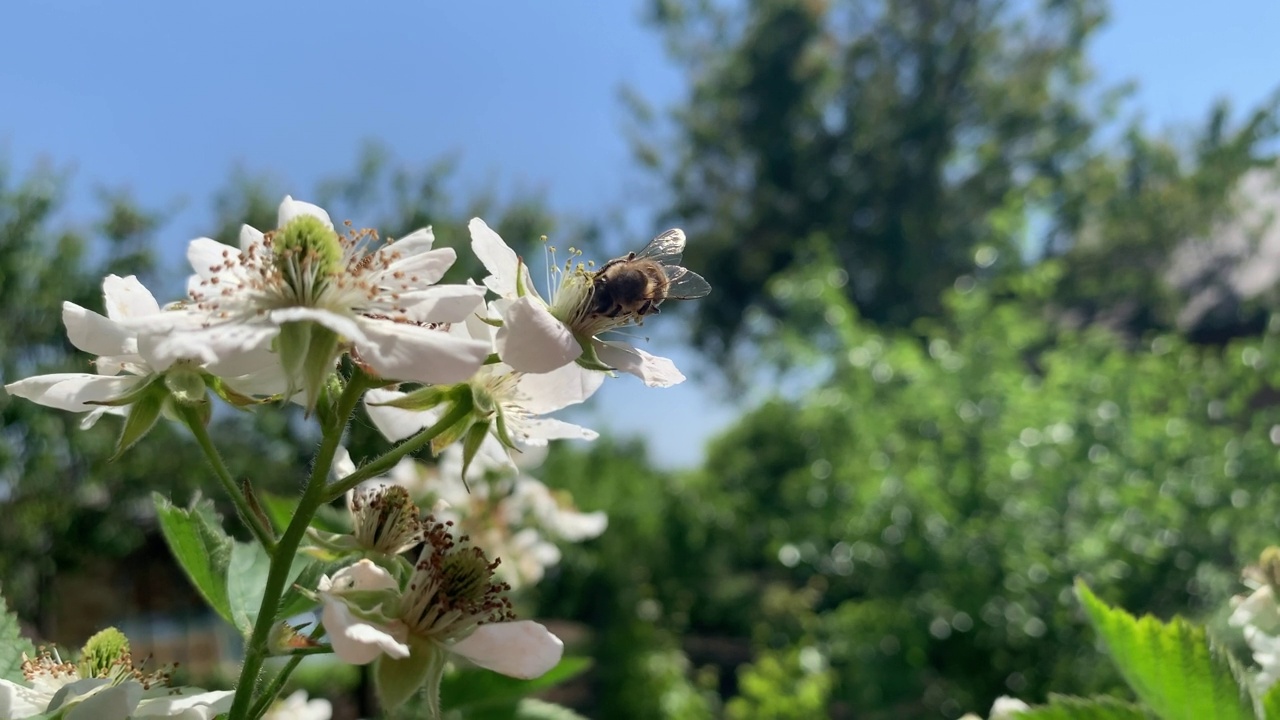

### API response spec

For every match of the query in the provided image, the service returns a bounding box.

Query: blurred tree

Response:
[639,0,1105,370]
[639,0,1280,375]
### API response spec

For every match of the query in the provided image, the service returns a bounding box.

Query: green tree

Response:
[640,0,1104,368]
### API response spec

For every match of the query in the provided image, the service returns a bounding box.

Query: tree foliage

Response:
[641,0,1280,374]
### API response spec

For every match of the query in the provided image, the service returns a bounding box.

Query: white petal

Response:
[102,275,160,320]
[392,227,436,254]
[595,341,685,388]
[364,389,428,442]
[469,218,520,297]
[132,689,233,719]
[332,447,356,481]
[187,237,241,282]
[60,679,141,720]
[397,284,488,324]
[515,417,598,445]
[268,307,369,346]
[449,621,563,679]
[990,697,1032,720]
[0,677,53,718]
[320,598,409,665]
[239,224,265,253]
[151,321,278,369]
[354,318,489,384]
[552,510,608,542]
[63,302,132,358]
[5,373,142,411]
[516,361,605,414]
[375,246,456,288]
[222,365,292,399]
[277,196,333,229]
[496,297,579,373]
[322,559,400,593]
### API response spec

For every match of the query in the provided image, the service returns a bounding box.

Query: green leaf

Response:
[226,541,316,633]
[227,541,273,632]
[1075,580,1254,720]
[278,559,326,619]
[440,657,592,713]
[1015,694,1154,719]
[1261,682,1280,720]
[259,491,347,534]
[0,593,35,683]
[153,493,234,626]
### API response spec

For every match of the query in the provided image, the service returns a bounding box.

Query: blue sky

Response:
[3,1,1279,468]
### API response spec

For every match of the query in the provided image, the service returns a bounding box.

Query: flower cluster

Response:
[0,629,231,720]
[332,442,607,589]
[310,510,563,712]
[1229,547,1280,691]
[5,197,701,467]
[3,196,707,717]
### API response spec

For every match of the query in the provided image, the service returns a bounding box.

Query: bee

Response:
[589,228,712,320]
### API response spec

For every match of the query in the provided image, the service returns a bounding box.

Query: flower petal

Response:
[268,307,369,346]
[239,224,265,253]
[469,218,521,297]
[594,341,685,388]
[277,196,333,229]
[516,362,605,414]
[132,689,233,719]
[450,621,564,679]
[320,598,409,665]
[496,297,579,373]
[0,677,54,718]
[354,318,490,384]
[5,374,142,412]
[321,559,400,593]
[150,320,279,369]
[363,389,427,442]
[187,237,242,282]
[397,284,488,324]
[102,275,160,320]
[375,246,456,288]
[63,302,132,359]
[513,417,598,445]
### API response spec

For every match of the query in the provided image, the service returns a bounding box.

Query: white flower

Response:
[1231,583,1280,636]
[469,218,685,387]
[152,197,490,394]
[132,688,234,719]
[261,690,332,720]
[398,518,564,678]
[4,275,283,426]
[317,560,411,665]
[0,651,231,720]
[989,696,1031,720]
[364,357,600,475]
[507,476,608,542]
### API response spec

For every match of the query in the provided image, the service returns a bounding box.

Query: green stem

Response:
[245,637,329,720]
[180,407,276,552]
[323,400,473,503]
[227,373,370,720]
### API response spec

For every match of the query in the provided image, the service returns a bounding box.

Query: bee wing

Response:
[633,228,687,265]
[662,266,712,299]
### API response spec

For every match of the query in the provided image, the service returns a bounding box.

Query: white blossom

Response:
[469,218,685,387]
[4,275,283,425]
[261,690,332,720]
[150,197,490,393]
[317,560,411,665]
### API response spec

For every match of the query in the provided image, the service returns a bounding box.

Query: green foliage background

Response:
[5,0,1280,718]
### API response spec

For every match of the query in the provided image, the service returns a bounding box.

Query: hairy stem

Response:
[323,400,472,503]
[180,407,276,551]
[226,373,369,719]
